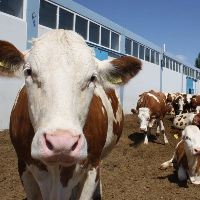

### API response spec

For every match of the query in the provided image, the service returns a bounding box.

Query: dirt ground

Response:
[1,114,200,200]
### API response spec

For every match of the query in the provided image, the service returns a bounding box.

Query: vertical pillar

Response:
[160,53,163,92]
[26,0,40,49]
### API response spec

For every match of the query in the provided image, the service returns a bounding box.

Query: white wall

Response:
[123,61,160,114]
[162,68,182,93]
[0,13,27,130]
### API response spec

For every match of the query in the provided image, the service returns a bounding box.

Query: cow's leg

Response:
[144,127,151,144]
[178,165,187,182]
[156,120,160,136]
[160,120,168,144]
[77,166,100,200]
[160,152,177,169]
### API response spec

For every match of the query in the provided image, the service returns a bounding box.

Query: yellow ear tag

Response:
[109,76,122,84]
[174,134,178,139]
[0,62,9,69]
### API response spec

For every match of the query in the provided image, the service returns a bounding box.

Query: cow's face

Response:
[138,108,151,131]
[183,125,200,157]
[178,96,184,114]
[0,30,142,166]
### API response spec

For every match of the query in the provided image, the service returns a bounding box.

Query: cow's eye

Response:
[23,65,32,76]
[185,136,190,140]
[90,71,98,82]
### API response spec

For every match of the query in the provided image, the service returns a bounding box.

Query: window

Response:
[183,66,188,75]
[59,9,74,30]
[145,48,150,62]
[139,45,144,60]
[0,0,23,19]
[89,22,99,44]
[173,61,175,71]
[151,50,155,63]
[111,32,119,51]
[166,57,169,68]
[170,59,172,70]
[125,38,131,55]
[156,52,159,65]
[101,27,110,48]
[133,41,138,58]
[176,62,179,72]
[75,16,88,40]
[39,0,57,29]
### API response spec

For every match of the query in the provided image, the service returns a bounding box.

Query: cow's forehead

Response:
[138,107,150,116]
[184,125,200,138]
[26,30,96,71]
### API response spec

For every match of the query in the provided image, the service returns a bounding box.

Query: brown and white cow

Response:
[161,126,200,184]
[131,90,171,144]
[0,30,142,200]
[173,112,200,130]
[190,95,200,112]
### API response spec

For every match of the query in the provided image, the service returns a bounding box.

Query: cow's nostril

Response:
[72,141,79,151]
[45,134,53,150]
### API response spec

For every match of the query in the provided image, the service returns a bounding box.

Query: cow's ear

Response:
[97,56,142,89]
[131,109,138,114]
[0,40,24,78]
[170,129,183,140]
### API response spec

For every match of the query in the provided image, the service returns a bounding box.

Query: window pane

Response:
[125,38,131,55]
[139,45,144,60]
[173,61,175,71]
[75,16,88,40]
[133,42,138,57]
[176,63,179,72]
[170,59,172,70]
[0,0,23,18]
[39,0,57,29]
[145,48,150,62]
[59,9,73,30]
[156,52,159,65]
[89,22,99,44]
[111,32,119,51]
[151,50,155,63]
[101,27,110,48]
[166,57,169,68]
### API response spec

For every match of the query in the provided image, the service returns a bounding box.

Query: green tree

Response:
[195,53,200,69]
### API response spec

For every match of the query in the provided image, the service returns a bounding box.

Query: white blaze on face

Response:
[138,108,150,132]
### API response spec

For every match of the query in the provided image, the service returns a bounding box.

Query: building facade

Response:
[0,0,200,129]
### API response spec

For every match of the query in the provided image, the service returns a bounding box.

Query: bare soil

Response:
[1,114,200,200]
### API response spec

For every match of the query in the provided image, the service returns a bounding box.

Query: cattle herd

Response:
[132,90,200,185]
[0,30,200,200]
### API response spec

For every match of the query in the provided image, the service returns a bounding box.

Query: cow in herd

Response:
[131,90,171,144]
[0,30,142,200]
[161,126,200,184]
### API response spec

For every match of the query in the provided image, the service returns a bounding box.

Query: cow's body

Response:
[11,86,123,200]
[161,126,200,184]
[0,30,142,200]
[131,90,171,144]
[173,112,200,130]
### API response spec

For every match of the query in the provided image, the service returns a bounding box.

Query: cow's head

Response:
[0,30,142,166]
[178,96,184,114]
[182,125,200,157]
[137,108,157,132]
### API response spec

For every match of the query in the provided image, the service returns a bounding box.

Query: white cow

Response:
[161,125,200,184]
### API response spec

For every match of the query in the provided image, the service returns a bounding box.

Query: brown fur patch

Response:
[180,122,183,126]
[183,116,186,119]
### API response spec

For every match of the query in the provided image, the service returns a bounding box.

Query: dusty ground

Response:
[1,114,200,200]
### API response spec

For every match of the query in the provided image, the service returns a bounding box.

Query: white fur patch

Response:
[147,93,160,103]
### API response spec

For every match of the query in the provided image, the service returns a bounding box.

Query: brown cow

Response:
[131,90,171,144]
